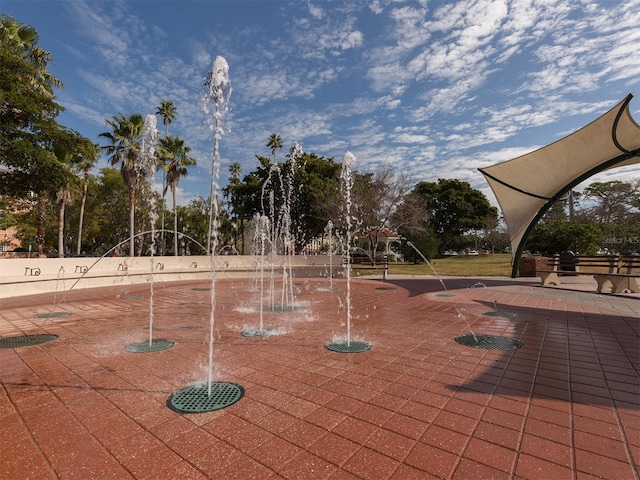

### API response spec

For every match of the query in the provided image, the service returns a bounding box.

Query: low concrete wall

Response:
[0,255,344,298]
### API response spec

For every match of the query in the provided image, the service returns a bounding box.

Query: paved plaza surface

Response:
[0,275,638,479]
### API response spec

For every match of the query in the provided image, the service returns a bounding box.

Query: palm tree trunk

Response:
[36,191,47,256]
[76,171,88,255]
[58,200,65,258]
[173,186,178,256]
[160,169,166,254]
[129,188,136,257]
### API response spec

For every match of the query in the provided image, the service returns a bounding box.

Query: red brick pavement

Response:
[0,276,638,479]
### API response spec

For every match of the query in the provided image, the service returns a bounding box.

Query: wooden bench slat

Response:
[537,254,640,293]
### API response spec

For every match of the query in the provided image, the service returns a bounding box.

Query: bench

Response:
[603,254,640,294]
[538,254,619,292]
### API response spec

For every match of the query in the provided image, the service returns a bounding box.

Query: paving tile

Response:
[281,419,329,449]
[332,416,379,445]
[515,452,573,479]
[404,442,458,478]
[524,416,572,445]
[575,448,637,479]
[390,463,440,479]
[249,436,302,471]
[520,433,573,467]
[421,424,468,454]
[166,426,219,459]
[452,458,511,479]
[574,430,631,463]
[473,420,521,450]
[462,437,516,473]
[342,446,400,479]
[211,453,278,480]
[366,427,416,461]
[279,452,338,480]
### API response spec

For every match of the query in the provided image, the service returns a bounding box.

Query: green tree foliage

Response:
[525,220,602,255]
[411,179,498,253]
[99,112,145,256]
[0,16,95,254]
[243,148,341,253]
[176,196,210,254]
[580,180,639,223]
[159,135,196,255]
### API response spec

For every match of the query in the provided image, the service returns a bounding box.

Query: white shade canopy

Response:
[479,94,640,277]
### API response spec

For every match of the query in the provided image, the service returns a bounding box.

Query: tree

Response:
[0,14,62,96]
[155,100,177,253]
[0,16,73,254]
[411,179,498,254]
[99,113,145,256]
[266,133,283,164]
[158,135,196,255]
[222,162,245,252]
[526,220,602,255]
[581,180,639,223]
[74,141,100,255]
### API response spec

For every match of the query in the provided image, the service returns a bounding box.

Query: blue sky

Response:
[3,0,640,206]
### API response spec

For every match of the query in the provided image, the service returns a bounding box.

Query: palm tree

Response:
[224,162,243,252]
[155,100,177,254]
[0,14,62,96]
[159,135,196,255]
[266,133,283,164]
[99,113,144,257]
[74,141,99,255]
[156,100,177,138]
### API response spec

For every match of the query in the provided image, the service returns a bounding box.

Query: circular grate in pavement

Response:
[34,311,71,319]
[454,334,523,350]
[325,340,372,353]
[121,294,144,300]
[168,382,244,413]
[191,287,211,291]
[125,339,174,353]
[482,310,517,318]
[262,304,305,312]
[0,334,58,349]
[433,293,456,297]
[241,328,279,338]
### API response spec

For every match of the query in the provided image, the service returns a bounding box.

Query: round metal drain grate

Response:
[482,310,517,318]
[125,339,174,353]
[433,293,456,297]
[325,340,372,353]
[191,287,211,291]
[0,334,59,349]
[168,382,244,413]
[121,294,144,300]
[241,329,279,338]
[454,334,523,350]
[34,311,71,319]
[376,286,397,290]
[262,305,305,312]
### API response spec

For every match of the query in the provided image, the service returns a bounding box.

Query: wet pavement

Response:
[0,275,638,479]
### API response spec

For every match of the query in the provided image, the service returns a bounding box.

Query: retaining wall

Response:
[0,255,344,298]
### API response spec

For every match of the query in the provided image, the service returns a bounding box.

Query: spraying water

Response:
[325,220,335,291]
[341,151,356,347]
[203,55,231,396]
[141,114,159,346]
[404,240,477,339]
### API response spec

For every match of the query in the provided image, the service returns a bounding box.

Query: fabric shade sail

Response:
[479,94,640,277]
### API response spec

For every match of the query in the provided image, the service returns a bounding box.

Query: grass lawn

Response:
[352,253,513,277]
